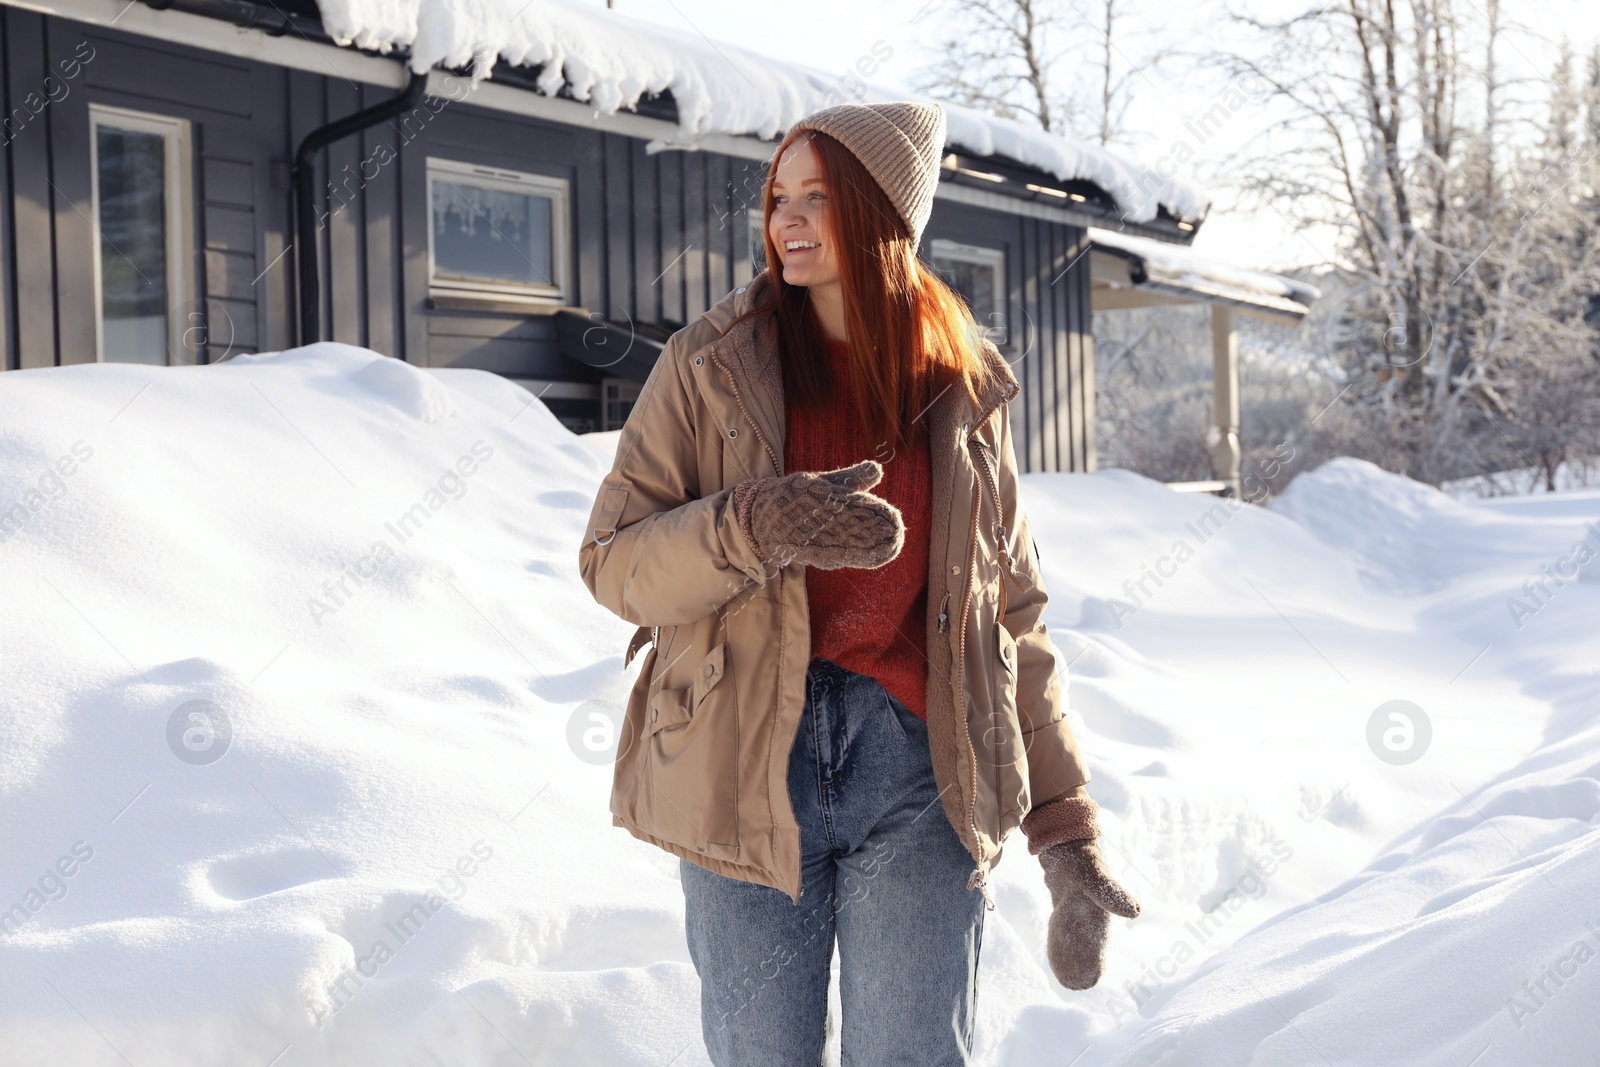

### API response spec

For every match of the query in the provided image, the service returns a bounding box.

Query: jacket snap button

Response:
[694,355,704,366]
[651,707,659,721]
[729,428,739,438]
[737,286,746,293]
[950,564,961,574]
[704,664,714,677]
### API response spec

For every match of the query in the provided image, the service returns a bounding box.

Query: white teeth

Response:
[785,240,819,250]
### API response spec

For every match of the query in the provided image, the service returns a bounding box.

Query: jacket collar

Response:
[709,269,1019,451]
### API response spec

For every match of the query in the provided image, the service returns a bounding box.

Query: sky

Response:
[585,0,1600,273]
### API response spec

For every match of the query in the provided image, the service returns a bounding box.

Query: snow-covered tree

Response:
[912,0,1164,148]
[1212,1,1600,487]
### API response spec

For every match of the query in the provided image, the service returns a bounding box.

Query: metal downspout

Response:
[292,70,429,344]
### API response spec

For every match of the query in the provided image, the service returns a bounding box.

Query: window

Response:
[748,207,766,274]
[427,158,570,304]
[90,105,192,364]
[929,239,1007,348]
[601,377,642,431]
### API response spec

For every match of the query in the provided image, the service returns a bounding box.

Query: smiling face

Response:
[768,135,841,290]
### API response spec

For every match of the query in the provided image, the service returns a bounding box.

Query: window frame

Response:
[747,206,766,276]
[88,103,194,365]
[425,157,571,307]
[601,376,643,432]
[929,238,1009,349]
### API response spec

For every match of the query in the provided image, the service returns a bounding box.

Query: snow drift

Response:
[0,347,1596,1065]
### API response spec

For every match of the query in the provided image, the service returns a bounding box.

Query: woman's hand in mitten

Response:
[731,459,904,570]
[1022,793,1141,989]
[1038,840,1142,989]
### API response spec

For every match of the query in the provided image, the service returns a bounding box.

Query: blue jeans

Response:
[680,658,986,1066]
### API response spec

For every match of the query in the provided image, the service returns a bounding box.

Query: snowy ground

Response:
[0,345,1595,1065]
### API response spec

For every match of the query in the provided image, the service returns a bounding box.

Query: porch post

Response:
[1210,304,1242,497]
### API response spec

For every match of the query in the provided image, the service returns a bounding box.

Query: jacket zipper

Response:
[955,470,992,910]
[709,346,782,477]
[955,386,1021,911]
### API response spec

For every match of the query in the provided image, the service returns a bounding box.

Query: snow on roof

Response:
[1089,224,1321,315]
[312,0,1210,225]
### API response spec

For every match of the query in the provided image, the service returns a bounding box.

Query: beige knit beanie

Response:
[783,101,947,247]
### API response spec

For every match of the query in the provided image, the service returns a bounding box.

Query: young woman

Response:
[579,100,1139,1065]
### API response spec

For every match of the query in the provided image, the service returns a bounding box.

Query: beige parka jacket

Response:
[578,269,1090,905]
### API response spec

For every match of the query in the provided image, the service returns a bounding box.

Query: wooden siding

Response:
[924,201,1095,473]
[0,11,11,370]
[0,7,1095,470]
[0,9,281,364]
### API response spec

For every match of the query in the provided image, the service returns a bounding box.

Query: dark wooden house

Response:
[0,0,1314,481]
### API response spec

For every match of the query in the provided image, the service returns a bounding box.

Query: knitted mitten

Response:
[1022,795,1140,990]
[731,459,905,570]
[1038,841,1141,989]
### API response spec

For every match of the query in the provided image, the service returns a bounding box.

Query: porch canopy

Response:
[1086,226,1320,497]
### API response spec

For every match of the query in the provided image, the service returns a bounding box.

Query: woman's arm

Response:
[578,333,775,626]
[989,404,1141,990]
[989,399,1093,810]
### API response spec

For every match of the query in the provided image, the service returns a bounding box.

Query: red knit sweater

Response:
[785,339,932,719]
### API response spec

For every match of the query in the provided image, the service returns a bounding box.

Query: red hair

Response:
[731,129,1000,454]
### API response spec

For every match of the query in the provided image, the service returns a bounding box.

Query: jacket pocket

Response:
[646,685,694,737]
[642,641,739,854]
[989,621,1031,825]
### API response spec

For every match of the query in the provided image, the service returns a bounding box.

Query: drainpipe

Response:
[293,70,429,345]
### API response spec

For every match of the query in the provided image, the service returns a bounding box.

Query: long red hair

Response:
[731,129,1000,454]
